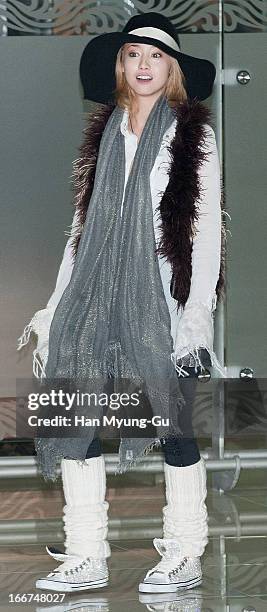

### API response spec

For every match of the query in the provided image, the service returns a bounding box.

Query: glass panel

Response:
[2,0,267,37]
[0,0,221,37]
[223,0,267,377]
[0,2,222,452]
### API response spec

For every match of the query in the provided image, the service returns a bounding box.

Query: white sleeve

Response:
[171,125,226,377]
[17,209,79,379]
[46,210,78,309]
[188,124,221,312]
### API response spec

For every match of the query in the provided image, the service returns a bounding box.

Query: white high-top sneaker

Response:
[138,538,202,594]
[36,455,111,592]
[139,458,208,594]
[36,546,109,593]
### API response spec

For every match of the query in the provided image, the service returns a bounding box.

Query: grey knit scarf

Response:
[35,94,186,481]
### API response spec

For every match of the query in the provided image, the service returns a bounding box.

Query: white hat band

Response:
[128,27,180,52]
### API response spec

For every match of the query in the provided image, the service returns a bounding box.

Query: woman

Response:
[17,12,226,594]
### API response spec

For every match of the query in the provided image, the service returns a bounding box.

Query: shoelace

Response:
[148,556,188,577]
[49,556,92,577]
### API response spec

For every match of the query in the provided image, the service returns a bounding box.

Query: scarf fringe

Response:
[171,345,227,378]
[32,349,47,380]
[17,308,54,381]
[115,436,164,475]
[17,325,47,379]
[36,438,164,482]
[17,322,33,350]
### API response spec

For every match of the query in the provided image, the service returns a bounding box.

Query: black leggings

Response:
[85,366,200,467]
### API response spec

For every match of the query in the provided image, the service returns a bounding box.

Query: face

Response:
[122,42,172,100]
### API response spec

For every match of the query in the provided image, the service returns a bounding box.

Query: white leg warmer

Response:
[162,457,209,558]
[61,455,111,559]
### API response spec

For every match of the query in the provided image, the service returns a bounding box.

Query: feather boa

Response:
[70,98,226,310]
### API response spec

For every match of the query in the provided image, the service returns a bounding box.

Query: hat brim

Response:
[79,32,216,104]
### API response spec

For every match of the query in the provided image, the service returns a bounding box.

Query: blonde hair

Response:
[113,43,188,114]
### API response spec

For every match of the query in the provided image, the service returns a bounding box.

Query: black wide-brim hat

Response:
[80,12,216,104]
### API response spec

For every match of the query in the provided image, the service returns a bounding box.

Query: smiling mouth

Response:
[136,76,153,81]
